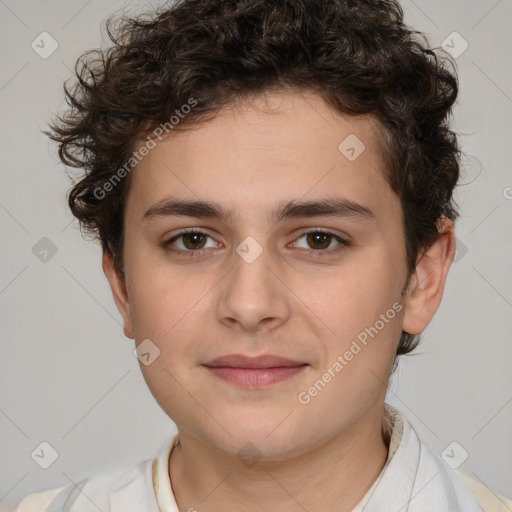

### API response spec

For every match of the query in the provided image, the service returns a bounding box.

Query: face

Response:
[106,90,415,459]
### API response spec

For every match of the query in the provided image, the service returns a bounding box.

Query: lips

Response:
[203,354,308,388]
[203,354,307,369]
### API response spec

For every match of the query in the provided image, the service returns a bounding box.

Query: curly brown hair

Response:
[45,0,461,357]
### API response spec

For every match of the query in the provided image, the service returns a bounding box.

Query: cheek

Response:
[127,272,217,397]
[302,297,403,418]
[126,250,214,336]
[299,253,404,336]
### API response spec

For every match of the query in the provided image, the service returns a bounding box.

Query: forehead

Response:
[126,90,395,221]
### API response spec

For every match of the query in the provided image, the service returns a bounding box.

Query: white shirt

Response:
[9,404,512,512]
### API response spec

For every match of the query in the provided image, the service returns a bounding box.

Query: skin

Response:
[103,89,456,512]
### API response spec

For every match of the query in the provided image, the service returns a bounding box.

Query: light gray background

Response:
[1,0,511,507]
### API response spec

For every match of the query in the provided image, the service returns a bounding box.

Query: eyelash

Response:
[163,228,350,257]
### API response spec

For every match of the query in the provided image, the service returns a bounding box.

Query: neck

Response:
[168,404,391,512]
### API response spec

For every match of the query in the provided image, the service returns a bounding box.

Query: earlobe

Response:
[402,217,456,335]
[102,250,135,339]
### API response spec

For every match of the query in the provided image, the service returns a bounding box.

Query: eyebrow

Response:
[141,197,377,224]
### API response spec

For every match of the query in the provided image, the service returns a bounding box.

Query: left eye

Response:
[293,231,348,251]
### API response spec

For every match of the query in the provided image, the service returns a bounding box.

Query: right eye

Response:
[164,229,222,255]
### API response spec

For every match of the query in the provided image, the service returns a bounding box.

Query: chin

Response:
[203,415,309,459]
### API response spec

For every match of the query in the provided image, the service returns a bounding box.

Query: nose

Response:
[216,242,291,334]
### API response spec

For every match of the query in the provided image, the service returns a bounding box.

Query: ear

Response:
[402,217,456,335]
[102,249,134,339]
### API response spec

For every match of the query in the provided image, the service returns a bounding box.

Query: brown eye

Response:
[164,229,219,253]
[181,232,207,250]
[292,230,349,254]
[306,232,333,250]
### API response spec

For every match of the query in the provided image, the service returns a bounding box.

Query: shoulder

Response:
[416,438,511,511]
[456,470,512,512]
[6,458,157,512]
[386,405,510,512]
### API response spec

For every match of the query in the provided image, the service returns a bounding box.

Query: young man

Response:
[9,0,511,510]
